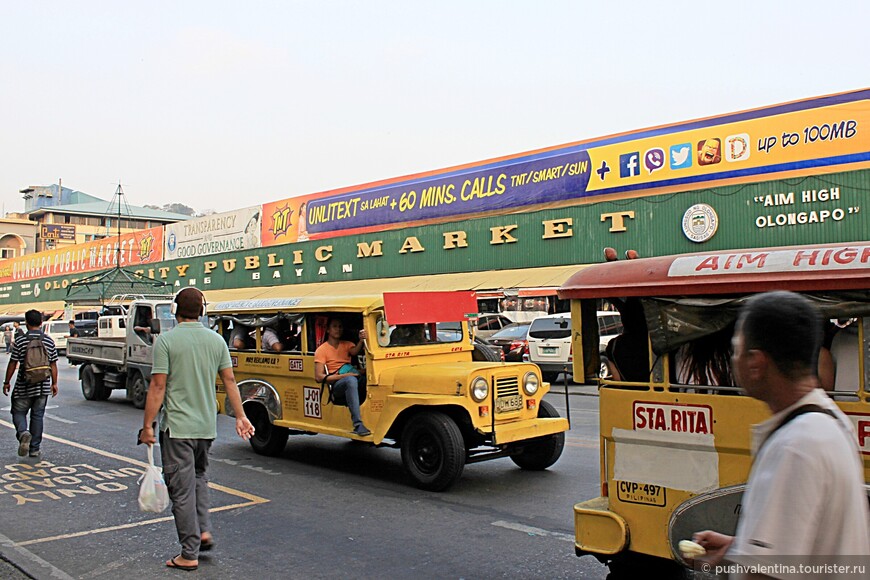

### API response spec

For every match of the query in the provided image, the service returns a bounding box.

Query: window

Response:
[0,248,15,259]
[528,317,571,340]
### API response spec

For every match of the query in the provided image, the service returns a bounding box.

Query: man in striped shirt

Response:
[3,310,59,458]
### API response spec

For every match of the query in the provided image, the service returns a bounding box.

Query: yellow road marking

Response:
[1,419,269,546]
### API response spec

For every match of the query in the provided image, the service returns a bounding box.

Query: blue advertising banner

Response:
[305,149,592,234]
[261,88,869,245]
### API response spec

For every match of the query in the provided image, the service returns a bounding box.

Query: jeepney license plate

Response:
[496,395,523,413]
[615,481,666,506]
[541,346,557,354]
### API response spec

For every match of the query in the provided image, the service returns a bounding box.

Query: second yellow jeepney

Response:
[209,291,568,491]
[559,242,870,577]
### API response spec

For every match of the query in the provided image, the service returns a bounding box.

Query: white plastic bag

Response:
[138,444,170,513]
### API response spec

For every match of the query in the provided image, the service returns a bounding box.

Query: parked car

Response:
[525,313,572,382]
[486,322,531,362]
[473,313,514,339]
[74,319,98,337]
[526,311,623,382]
[41,320,71,354]
[436,322,503,361]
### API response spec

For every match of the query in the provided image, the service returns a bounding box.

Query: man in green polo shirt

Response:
[138,287,255,572]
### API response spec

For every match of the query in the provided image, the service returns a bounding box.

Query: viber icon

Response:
[670,143,692,170]
[644,148,665,174]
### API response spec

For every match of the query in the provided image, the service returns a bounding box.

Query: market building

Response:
[0,88,867,314]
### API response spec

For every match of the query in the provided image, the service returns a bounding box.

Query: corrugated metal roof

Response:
[28,201,190,221]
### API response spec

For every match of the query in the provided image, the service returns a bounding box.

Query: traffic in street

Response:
[0,353,608,579]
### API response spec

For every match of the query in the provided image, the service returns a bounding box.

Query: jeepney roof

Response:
[208,294,384,314]
[558,241,870,300]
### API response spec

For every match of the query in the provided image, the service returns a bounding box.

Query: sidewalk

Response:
[0,555,32,580]
[0,530,72,580]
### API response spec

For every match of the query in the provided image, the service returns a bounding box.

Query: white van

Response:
[97,315,127,338]
[526,313,572,382]
[526,311,622,382]
[41,320,71,353]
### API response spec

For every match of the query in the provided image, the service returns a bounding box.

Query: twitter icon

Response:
[670,143,692,170]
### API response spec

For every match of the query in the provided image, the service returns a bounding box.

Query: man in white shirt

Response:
[694,291,869,579]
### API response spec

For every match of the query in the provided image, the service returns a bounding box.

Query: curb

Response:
[0,532,74,580]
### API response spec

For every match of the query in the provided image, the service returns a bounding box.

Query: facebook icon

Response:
[619,152,640,178]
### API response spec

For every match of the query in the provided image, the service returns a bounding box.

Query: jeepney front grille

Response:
[495,377,519,398]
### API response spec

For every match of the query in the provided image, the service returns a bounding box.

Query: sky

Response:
[1,1,868,215]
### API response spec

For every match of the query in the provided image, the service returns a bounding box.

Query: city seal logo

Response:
[682,203,719,243]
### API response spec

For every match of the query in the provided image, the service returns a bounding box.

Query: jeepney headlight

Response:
[522,372,539,396]
[471,376,489,402]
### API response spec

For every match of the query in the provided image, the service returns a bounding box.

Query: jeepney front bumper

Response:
[479,416,568,444]
[574,496,629,557]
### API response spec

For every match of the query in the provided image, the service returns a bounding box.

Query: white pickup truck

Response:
[66,298,175,408]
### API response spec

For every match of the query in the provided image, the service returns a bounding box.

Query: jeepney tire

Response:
[472,342,501,362]
[605,551,686,580]
[81,365,109,401]
[400,411,466,492]
[130,373,147,409]
[509,400,565,470]
[599,356,612,380]
[247,404,289,457]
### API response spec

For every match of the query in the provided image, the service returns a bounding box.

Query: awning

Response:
[14,301,65,314]
[203,264,586,303]
[0,265,588,314]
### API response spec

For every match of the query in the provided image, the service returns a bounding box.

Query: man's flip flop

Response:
[166,556,198,571]
[200,538,215,552]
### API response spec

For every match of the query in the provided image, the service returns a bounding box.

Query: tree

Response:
[164,203,195,216]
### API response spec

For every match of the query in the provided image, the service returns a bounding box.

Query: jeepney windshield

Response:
[374,316,466,347]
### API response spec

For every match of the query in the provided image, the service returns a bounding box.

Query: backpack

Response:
[23,333,51,385]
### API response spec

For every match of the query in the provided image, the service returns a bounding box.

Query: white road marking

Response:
[44,413,77,424]
[491,520,574,543]
[211,457,283,475]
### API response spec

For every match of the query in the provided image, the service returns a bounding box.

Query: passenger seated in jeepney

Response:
[674,324,736,387]
[606,297,649,382]
[280,321,302,352]
[261,326,284,352]
[229,323,254,350]
[829,318,860,392]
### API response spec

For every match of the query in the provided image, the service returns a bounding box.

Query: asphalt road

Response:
[0,355,609,579]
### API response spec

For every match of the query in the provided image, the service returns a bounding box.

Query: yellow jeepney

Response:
[209,291,568,491]
[558,242,870,576]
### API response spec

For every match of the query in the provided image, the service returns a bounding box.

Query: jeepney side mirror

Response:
[375,318,391,347]
[149,319,161,335]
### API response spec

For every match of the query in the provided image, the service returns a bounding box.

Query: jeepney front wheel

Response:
[129,373,147,410]
[401,412,466,492]
[509,400,565,470]
[246,403,289,457]
[81,365,110,401]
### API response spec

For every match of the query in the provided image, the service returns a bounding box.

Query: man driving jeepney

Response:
[314,317,370,437]
[389,324,429,346]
